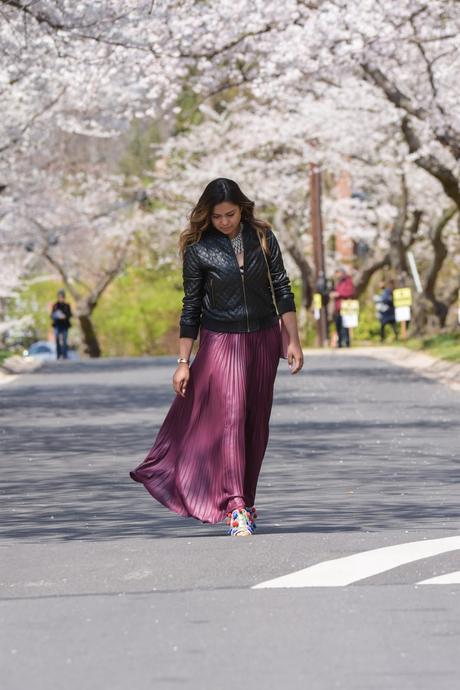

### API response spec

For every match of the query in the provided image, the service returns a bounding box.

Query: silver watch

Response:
[177,357,190,365]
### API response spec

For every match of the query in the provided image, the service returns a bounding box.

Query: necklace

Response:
[230,223,244,255]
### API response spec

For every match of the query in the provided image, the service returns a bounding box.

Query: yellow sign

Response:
[313,293,322,310]
[393,288,412,308]
[340,299,359,315]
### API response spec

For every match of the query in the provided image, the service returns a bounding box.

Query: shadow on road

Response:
[1,355,459,542]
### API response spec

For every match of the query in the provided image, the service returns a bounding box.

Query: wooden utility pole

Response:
[310,163,328,346]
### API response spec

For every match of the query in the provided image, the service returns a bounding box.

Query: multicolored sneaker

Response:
[225,508,255,536]
[245,506,257,532]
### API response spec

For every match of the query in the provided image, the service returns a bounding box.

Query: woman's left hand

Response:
[287,341,303,374]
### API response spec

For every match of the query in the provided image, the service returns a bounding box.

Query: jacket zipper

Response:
[227,233,250,332]
[240,231,250,331]
[210,278,216,307]
[240,270,250,332]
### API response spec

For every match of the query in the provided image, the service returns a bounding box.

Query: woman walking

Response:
[378,279,398,342]
[129,178,303,535]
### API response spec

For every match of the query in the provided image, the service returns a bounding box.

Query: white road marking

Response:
[252,535,460,588]
[417,571,460,585]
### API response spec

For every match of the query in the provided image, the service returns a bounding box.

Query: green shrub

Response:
[0,349,11,364]
[353,301,386,343]
[9,268,184,356]
[92,265,183,356]
[8,278,62,345]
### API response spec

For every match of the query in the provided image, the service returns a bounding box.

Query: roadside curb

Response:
[0,355,43,382]
[0,371,17,385]
[304,346,460,392]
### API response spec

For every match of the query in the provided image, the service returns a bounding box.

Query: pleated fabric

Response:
[129,323,281,524]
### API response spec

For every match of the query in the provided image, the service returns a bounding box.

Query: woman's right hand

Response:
[173,364,190,398]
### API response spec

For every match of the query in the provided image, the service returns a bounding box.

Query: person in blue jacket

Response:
[378,279,398,342]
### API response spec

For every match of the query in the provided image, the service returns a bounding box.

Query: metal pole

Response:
[310,163,328,346]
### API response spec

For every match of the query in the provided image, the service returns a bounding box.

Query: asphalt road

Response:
[1,351,459,690]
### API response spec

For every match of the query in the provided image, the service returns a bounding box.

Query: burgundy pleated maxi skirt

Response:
[129,323,281,524]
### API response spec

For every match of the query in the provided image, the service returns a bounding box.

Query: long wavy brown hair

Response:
[179,178,271,256]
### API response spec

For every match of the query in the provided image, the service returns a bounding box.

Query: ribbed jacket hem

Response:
[180,305,296,338]
[201,313,278,333]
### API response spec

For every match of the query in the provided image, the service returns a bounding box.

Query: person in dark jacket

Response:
[130,178,303,536]
[50,289,72,359]
[330,267,355,348]
[378,279,398,342]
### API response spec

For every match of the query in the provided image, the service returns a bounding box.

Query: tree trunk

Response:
[354,254,390,297]
[42,240,129,358]
[410,295,431,337]
[273,207,314,322]
[422,205,457,328]
[285,239,314,331]
[77,311,101,358]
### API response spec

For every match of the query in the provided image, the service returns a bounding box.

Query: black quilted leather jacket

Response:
[180,222,296,338]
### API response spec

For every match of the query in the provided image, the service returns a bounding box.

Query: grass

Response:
[0,349,11,365]
[404,332,460,363]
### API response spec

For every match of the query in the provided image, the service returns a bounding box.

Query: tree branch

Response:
[406,209,423,247]
[446,281,460,308]
[1,0,66,30]
[424,205,457,300]
[362,62,460,161]
[285,236,314,308]
[0,88,66,155]
[361,63,424,118]
[1,1,285,62]
[354,253,391,297]
[42,250,80,302]
[28,218,80,300]
[401,116,460,207]
[84,243,129,312]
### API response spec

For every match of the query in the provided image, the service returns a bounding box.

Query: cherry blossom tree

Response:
[2,169,151,355]
[144,84,459,324]
[2,0,460,338]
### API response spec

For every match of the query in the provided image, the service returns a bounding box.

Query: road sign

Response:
[406,251,423,293]
[395,306,411,323]
[341,299,359,328]
[313,292,322,320]
[393,288,412,307]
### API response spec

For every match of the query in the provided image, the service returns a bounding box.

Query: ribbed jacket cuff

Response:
[179,323,199,339]
[277,297,296,315]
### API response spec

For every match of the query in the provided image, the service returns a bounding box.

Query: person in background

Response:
[50,289,72,359]
[373,281,385,325]
[378,279,398,342]
[330,267,355,348]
